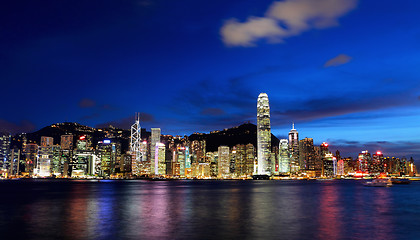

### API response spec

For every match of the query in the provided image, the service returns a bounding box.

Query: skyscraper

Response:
[37,136,53,177]
[155,143,166,175]
[288,123,299,173]
[25,143,38,176]
[130,113,142,176]
[245,143,255,176]
[60,135,73,150]
[371,151,384,174]
[358,150,371,172]
[72,135,95,177]
[0,133,11,171]
[97,140,121,177]
[279,139,290,173]
[60,135,73,177]
[299,137,321,177]
[218,146,230,178]
[150,128,161,175]
[255,93,271,176]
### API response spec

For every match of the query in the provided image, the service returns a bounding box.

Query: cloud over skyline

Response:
[221,0,358,46]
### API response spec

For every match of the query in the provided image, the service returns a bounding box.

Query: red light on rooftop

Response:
[376,151,382,155]
[321,142,328,147]
[80,136,86,140]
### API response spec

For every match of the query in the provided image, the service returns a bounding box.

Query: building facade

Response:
[256,93,271,175]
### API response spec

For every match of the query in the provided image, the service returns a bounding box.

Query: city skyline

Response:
[1,0,420,161]
[1,116,417,163]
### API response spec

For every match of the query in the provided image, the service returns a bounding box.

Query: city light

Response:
[0,94,416,180]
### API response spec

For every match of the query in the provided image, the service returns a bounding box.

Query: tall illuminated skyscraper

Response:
[0,133,11,171]
[288,123,299,173]
[279,139,290,173]
[255,93,271,176]
[60,135,73,177]
[25,143,38,176]
[155,143,166,175]
[245,143,255,176]
[218,146,230,178]
[150,128,161,175]
[130,113,142,176]
[37,136,53,177]
[97,140,120,177]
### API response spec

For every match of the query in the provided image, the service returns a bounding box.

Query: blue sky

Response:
[1,0,420,159]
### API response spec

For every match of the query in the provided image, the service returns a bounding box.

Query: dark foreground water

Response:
[0,179,419,240]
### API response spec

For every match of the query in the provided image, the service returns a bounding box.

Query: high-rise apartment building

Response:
[256,93,271,176]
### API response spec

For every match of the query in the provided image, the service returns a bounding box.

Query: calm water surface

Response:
[0,179,419,240]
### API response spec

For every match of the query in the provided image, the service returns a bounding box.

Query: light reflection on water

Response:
[0,180,419,240]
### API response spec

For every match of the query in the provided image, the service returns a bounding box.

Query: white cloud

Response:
[220,17,286,47]
[221,0,358,47]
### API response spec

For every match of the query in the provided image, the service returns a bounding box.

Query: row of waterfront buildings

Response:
[0,94,416,179]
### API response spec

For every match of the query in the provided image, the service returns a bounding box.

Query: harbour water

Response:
[0,179,419,240]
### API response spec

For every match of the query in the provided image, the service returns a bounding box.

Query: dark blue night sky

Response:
[1,0,420,159]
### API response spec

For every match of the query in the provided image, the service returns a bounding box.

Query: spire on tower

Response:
[292,122,295,130]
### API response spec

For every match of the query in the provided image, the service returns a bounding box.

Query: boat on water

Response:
[364,178,392,187]
[391,178,411,184]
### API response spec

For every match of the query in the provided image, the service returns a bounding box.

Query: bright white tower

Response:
[255,93,271,176]
[130,113,141,175]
